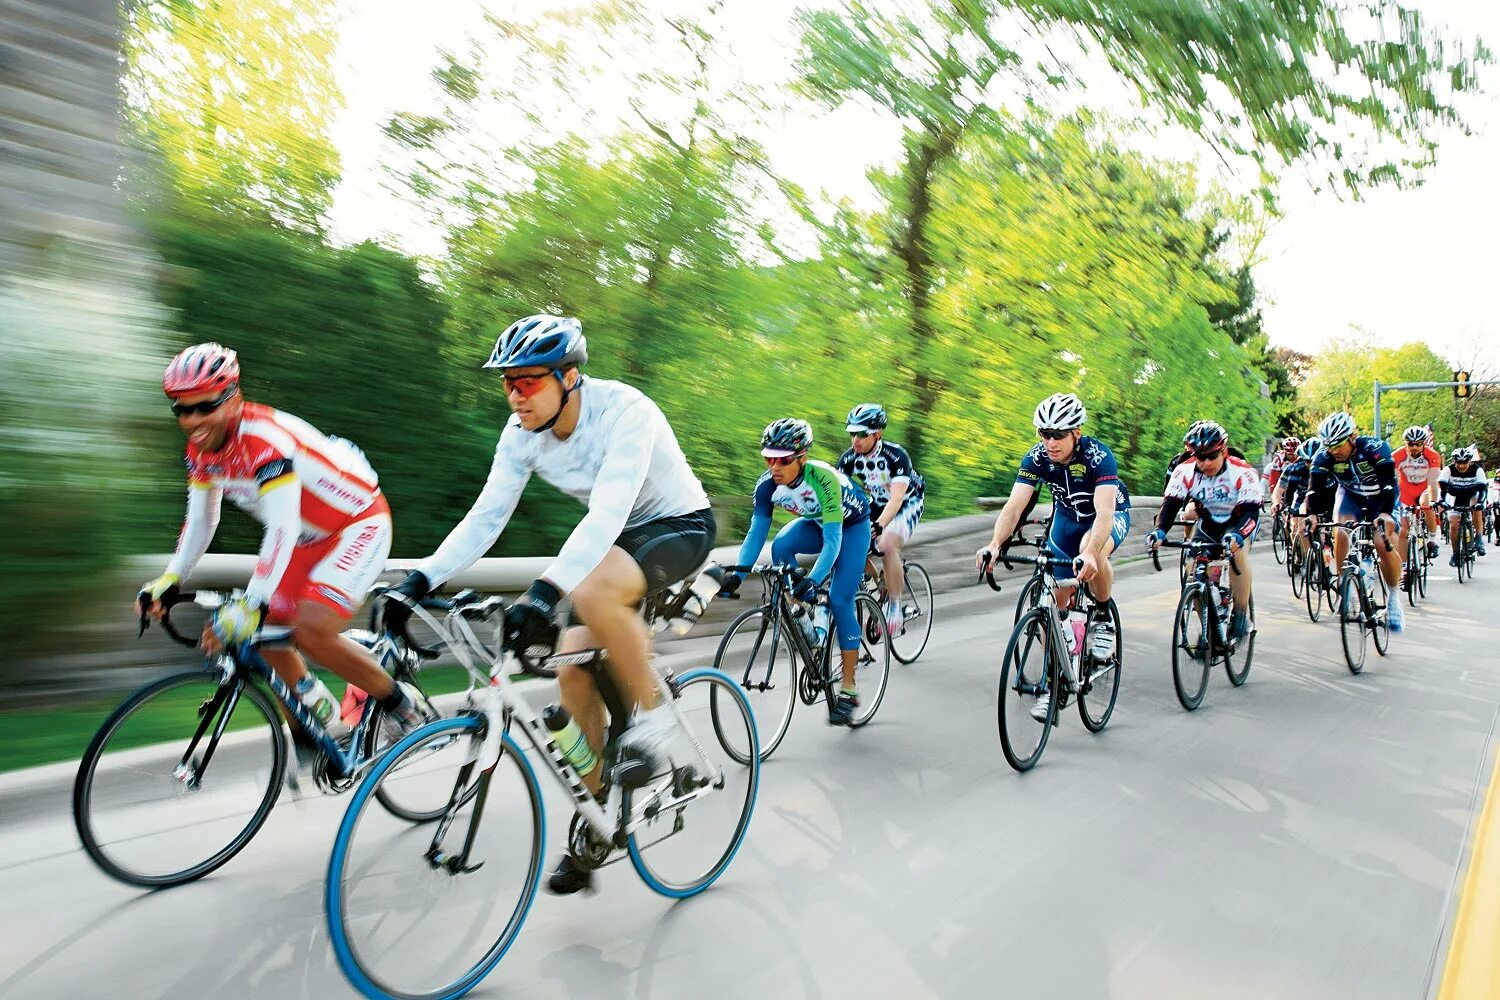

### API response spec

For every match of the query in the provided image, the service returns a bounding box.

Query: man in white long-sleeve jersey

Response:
[383,314,716,895]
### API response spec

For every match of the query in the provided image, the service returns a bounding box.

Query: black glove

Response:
[504,579,561,660]
[792,573,819,604]
[716,573,743,599]
[381,570,431,634]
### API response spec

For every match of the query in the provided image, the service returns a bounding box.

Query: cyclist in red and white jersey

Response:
[1394,425,1442,562]
[1263,436,1299,496]
[138,344,427,741]
[1148,420,1261,641]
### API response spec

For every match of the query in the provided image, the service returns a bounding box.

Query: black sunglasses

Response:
[1037,429,1071,441]
[171,386,238,417]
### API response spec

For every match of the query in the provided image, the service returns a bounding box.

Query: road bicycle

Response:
[1150,539,1255,710]
[1441,501,1483,584]
[1399,505,1434,605]
[1313,521,1391,675]
[712,563,891,761]
[982,545,1122,772]
[326,586,760,1000]
[1301,523,1340,623]
[859,534,935,663]
[73,590,440,888]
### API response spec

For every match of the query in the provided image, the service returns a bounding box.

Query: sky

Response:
[327,0,1500,373]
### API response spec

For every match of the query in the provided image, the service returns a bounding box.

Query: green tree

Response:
[121,0,344,231]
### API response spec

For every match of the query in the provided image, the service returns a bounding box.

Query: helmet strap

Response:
[530,370,581,434]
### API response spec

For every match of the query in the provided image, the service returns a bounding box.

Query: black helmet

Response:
[760,418,812,457]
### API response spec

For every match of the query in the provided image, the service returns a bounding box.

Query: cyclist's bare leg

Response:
[1375,514,1402,587]
[282,602,397,698]
[878,531,906,601]
[1448,510,1461,548]
[840,649,858,690]
[1229,543,1253,610]
[568,546,657,713]
[557,625,607,794]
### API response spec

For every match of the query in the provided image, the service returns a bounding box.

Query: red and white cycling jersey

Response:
[1165,455,1262,528]
[1263,452,1289,490]
[165,403,384,608]
[1395,445,1442,504]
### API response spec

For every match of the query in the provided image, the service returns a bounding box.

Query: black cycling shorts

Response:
[615,508,717,596]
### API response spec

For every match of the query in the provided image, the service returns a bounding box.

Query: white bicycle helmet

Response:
[1033,393,1086,431]
[1317,411,1356,446]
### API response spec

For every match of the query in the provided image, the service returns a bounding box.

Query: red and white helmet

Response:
[163,343,239,397]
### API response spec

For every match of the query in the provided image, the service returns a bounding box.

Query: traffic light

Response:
[1455,370,1471,399]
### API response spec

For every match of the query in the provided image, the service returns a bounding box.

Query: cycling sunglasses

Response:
[764,453,803,468]
[502,373,553,398]
[1190,447,1226,462]
[1037,429,1071,441]
[170,386,238,417]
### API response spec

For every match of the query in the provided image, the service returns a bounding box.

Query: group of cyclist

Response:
[140,312,1493,897]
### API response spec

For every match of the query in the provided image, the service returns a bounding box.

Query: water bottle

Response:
[665,566,724,637]
[295,675,348,738]
[811,604,829,647]
[542,703,599,778]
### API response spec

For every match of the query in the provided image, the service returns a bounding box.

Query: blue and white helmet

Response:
[845,403,888,433]
[1298,437,1321,461]
[1317,411,1356,447]
[761,418,813,457]
[484,314,587,371]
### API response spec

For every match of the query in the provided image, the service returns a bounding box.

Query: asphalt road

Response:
[2,546,1498,1000]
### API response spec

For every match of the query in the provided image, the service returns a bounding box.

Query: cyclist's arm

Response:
[987,482,1037,549]
[1307,461,1336,519]
[734,476,777,574]
[543,399,661,594]
[244,462,300,608]
[163,481,223,580]
[876,480,909,527]
[1083,485,1118,556]
[1156,463,1191,529]
[805,466,845,586]
[417,429,530,588]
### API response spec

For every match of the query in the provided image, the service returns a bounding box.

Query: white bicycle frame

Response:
[390,594,727,844]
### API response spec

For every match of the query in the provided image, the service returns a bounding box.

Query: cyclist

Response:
[1146,421,1260,640]
[1263,436,1300,499]
[139,344,426,749]
[836,403,923,636]
[1394,425,1443,565]
[721,418,871,725]
[1270,436,1318,563]
[1438,446,1489,562]
[381,315,716,896]
[1305,411,1404,632]
[975,393,1131,721]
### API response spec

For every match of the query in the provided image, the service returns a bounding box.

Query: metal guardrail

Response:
[130,497,1168,591]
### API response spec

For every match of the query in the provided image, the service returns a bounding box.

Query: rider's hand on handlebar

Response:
[791,574,820,604]
[1145,529,1166,551]
[381,570,431,633]
[975,543,1000,572]
[137,571,181,622]
[503,579,562,660]
[716,573,743,599]
[1224,531,1245,555]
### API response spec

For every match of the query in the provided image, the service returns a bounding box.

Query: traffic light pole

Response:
[1372,378,1500,440]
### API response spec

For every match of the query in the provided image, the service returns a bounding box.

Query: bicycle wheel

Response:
[627,668,759,898]
[1372,571,1391,657]
[328,716,544,1000]
[997,607,1058,772]
[1303,548,1322,622]
[1290,543,1306,598]
[846,592,892,727]
[1171,586,1212,711]
[889,561,934,664]
[367,682,460,823]
[1405,536,1420,608]
[1271,517,1286,564]
[1012,574,1044,625]
[1179,547,1191,588]
[1339,574,1368,675]
[1418,542,1430,597]
[1223,597,1255,687]
[710,605,797,763]
[73,669,285,889]
[1077,599,1121,733]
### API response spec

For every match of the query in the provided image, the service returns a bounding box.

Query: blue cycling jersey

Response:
[1308,436,1396,516]
[1015,436,1131,522]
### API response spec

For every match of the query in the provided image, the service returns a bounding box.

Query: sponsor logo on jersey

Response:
[1069,464,1086,478]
